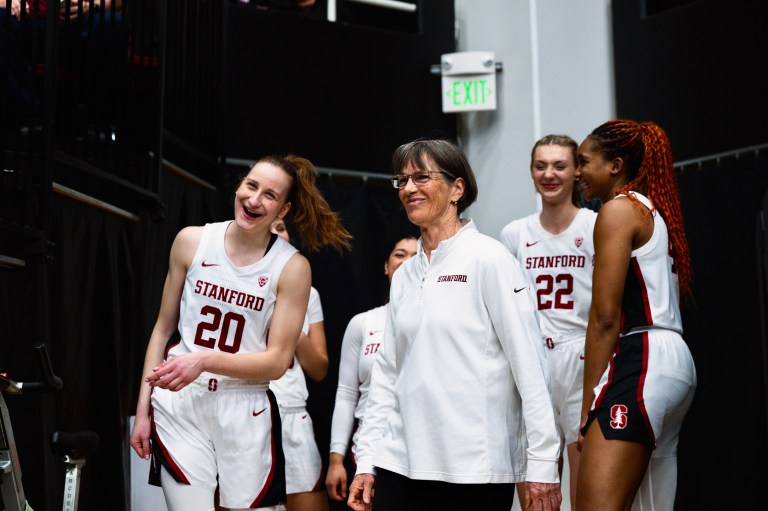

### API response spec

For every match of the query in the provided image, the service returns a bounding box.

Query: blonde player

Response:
[500,134,596,510]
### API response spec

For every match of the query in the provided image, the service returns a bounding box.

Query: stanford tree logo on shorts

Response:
[609,404,628,429]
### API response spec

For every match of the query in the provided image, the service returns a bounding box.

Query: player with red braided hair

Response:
[575,119,696,511]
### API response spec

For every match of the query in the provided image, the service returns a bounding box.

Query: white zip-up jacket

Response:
[355,220,561,484]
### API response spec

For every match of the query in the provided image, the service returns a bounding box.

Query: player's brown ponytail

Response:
[254,154,353,254]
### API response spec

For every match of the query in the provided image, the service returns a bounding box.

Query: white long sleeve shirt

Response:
[355,220,561,484]
[329,304,387,456]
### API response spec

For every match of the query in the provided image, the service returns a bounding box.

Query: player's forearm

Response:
[204,347,294,381]
[296,348,328,381]
[295,331,328,381]
[135,327,175,416]
[135,382,153,418]
[581,316,620,413]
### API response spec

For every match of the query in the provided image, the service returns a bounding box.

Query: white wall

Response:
[452,2,615,509]
[454,0,615,240]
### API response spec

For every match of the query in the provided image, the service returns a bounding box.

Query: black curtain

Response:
[675,151,768,509]
[0,169,219,511]
[45,193,142,510]
[1,192,145,511]
[2,168,418,511]
[0,245,52,509]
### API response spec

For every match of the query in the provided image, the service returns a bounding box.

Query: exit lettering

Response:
[448,79,491,106]
[441,71,497,113]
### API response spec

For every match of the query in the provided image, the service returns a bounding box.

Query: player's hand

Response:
[523,481,562,511]
[146,352,205,392]
[11,0,26,18]
[577,411,588,452]
[347,473,375,511]
[325,454,348,501]
[60,0,87,21]
[129,415,151,459]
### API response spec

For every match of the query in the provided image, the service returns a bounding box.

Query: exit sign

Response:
[440,51,497,113]
[443,77,495,111]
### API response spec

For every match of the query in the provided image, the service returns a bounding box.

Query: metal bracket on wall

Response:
[328,0,417,22]
[430,62,503,75]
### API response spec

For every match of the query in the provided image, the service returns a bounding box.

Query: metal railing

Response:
[327,0,417,22]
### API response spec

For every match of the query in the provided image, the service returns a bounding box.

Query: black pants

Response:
[372,467,516,511]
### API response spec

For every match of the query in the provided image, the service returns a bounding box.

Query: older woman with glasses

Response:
[347,138,563,511]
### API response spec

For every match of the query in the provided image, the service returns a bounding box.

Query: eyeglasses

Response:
[391,169,455,189]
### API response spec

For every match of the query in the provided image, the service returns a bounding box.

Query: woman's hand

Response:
[523,481,562,511]
[146,352,206,392]
[129,414,151,459]
[59,0,117,21]
[10,0,25,18]
[325,453,348,501]
[577,410,588,452]
[347,473,375,511]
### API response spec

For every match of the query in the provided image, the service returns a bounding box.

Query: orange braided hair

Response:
[588,120,692,301]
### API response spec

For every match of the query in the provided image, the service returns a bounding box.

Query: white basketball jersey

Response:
[170,221,297,383]
[500,208,597,340]
[618,192,683,335]
[270,287,324,408]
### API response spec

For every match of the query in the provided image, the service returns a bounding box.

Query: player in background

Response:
[324,236,417,502]
[500,134,597,510]
[267,217,332,511]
